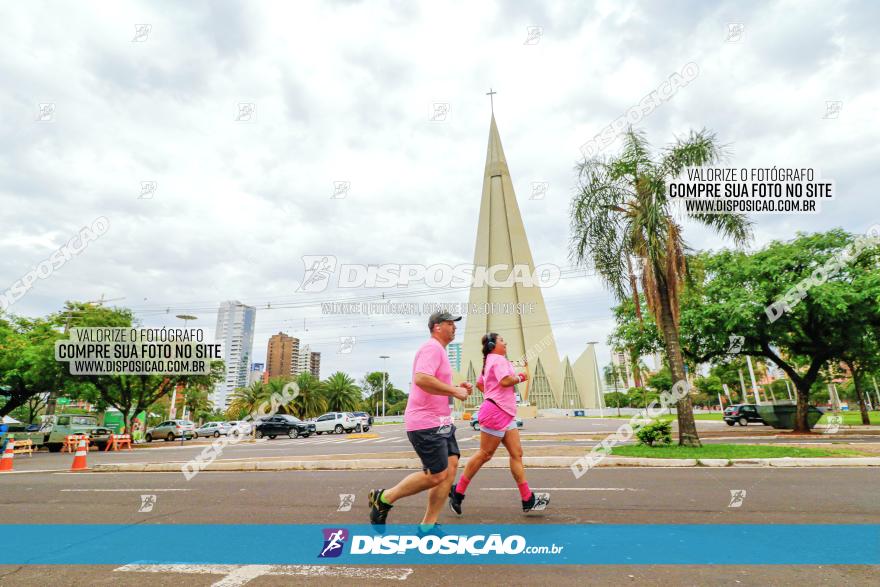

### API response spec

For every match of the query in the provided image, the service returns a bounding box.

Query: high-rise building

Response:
[248,362,265,385]
[297,344,321,379]
[212,300,256,409]
[611,351,635,388]
[447,342,462,371]
[266,333,300,378]
[457,114,603,410]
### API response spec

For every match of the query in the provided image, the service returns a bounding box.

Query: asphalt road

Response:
[6,419,877,473]
[2,467,879,585]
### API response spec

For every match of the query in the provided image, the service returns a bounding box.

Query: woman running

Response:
[448,332,549,515]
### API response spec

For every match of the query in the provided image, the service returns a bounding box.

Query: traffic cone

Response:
[0,439,14,472]
[70,437,88,471]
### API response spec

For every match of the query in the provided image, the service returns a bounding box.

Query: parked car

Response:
[145,420,197,442]
[195,421,231,438]
[349,412,371,432]
[225,420,253,435]
[470,405,524,432]
[313,412,359,434]
[723,404,767,426]
[39,414,113,452]
[352,411,374,427]
[255,415,316,439]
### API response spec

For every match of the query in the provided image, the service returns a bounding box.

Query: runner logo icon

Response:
[318,528,349,558]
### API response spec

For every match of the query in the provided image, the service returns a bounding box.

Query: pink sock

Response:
[456,475,471,495]
[517,482,532,501]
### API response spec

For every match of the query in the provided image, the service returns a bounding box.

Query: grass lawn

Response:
[610,443,865,459]
[818,411,880,425]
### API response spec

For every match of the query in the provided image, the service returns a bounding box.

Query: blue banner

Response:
[0,525,877,565]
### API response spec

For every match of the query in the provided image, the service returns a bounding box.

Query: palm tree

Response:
[183,387,213,423]
[226,381,268,419]
[323,371,361,413]
[264,376,295,414]
[570,127,752,446]
[288,372,327,419]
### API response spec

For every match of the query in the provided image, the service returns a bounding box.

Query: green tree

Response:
[360,371,405,415]
[678,229,880,431]
[570,127,752,445]
[227,380,269,419]
[323,372,361,413]
[289,372,327,419]
[0,316,66,417]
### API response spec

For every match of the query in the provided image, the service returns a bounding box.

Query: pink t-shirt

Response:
[477,353,518,417]
[405,338,453,432]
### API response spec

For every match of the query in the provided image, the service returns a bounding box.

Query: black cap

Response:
[428,311,462,331]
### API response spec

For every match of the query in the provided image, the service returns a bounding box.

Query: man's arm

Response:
[414,372,470,401]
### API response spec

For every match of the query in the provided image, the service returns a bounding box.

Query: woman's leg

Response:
[501,428,527,485]
[460,431,503,485]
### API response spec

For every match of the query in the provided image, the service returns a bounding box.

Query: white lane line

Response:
[115,563,413,585]
[481,487,642,491]
[213,565,274,587]
[350,439,375,444]
[374,436,402,443]
[61,488,191,492]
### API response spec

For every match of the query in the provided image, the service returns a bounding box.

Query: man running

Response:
[368,311,472,529]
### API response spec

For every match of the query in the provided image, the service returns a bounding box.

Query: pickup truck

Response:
[39,414,113,452]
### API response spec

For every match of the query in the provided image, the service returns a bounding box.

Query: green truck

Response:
[38,414,114,452]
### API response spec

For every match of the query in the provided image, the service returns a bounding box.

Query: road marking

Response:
[481,487,642,491]
[374,436,402,443]
[61,488,192,492]
[115,563,413,585]
[0,469,68,474]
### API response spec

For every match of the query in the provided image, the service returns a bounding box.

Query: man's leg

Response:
[422,454,458,525]
[383,468,447,504]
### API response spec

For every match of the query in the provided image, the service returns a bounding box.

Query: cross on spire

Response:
[486,88,497,114]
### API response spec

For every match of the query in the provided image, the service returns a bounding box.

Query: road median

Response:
[92,455,880,473]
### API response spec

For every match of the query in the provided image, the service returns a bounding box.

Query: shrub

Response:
[635,420,672,447]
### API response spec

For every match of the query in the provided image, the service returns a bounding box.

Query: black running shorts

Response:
[406,425,461,475]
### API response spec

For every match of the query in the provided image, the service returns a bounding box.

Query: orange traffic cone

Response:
[0,439,14,472]
[70,437,89,471]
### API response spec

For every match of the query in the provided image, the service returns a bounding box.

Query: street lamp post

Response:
[379,355,390,420]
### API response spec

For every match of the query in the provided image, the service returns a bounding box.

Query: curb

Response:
[91,455,880,473]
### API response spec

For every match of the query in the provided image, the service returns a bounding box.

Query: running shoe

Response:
[522,491,550,513]
[448,483,465,516]
[417,522,446,537]
[368,488,393,525]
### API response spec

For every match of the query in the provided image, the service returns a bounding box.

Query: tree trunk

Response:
[847,362,871,426]
[656,284,701,447]
[794,382,812,433]
[626,256,644,325]
[629,348,643,387]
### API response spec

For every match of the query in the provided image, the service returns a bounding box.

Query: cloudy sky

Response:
[1,0,877,392]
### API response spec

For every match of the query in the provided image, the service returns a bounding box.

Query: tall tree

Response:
[570,127,752,445]
[227,380,269,419]
[288,372,327,419]
[678,229,880,431]
[323,372,361,413]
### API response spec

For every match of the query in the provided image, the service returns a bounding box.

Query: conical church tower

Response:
[456,113,604,410]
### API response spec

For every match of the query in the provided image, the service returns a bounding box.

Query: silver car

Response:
[195,421,231,438]
[145,420,197,442]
